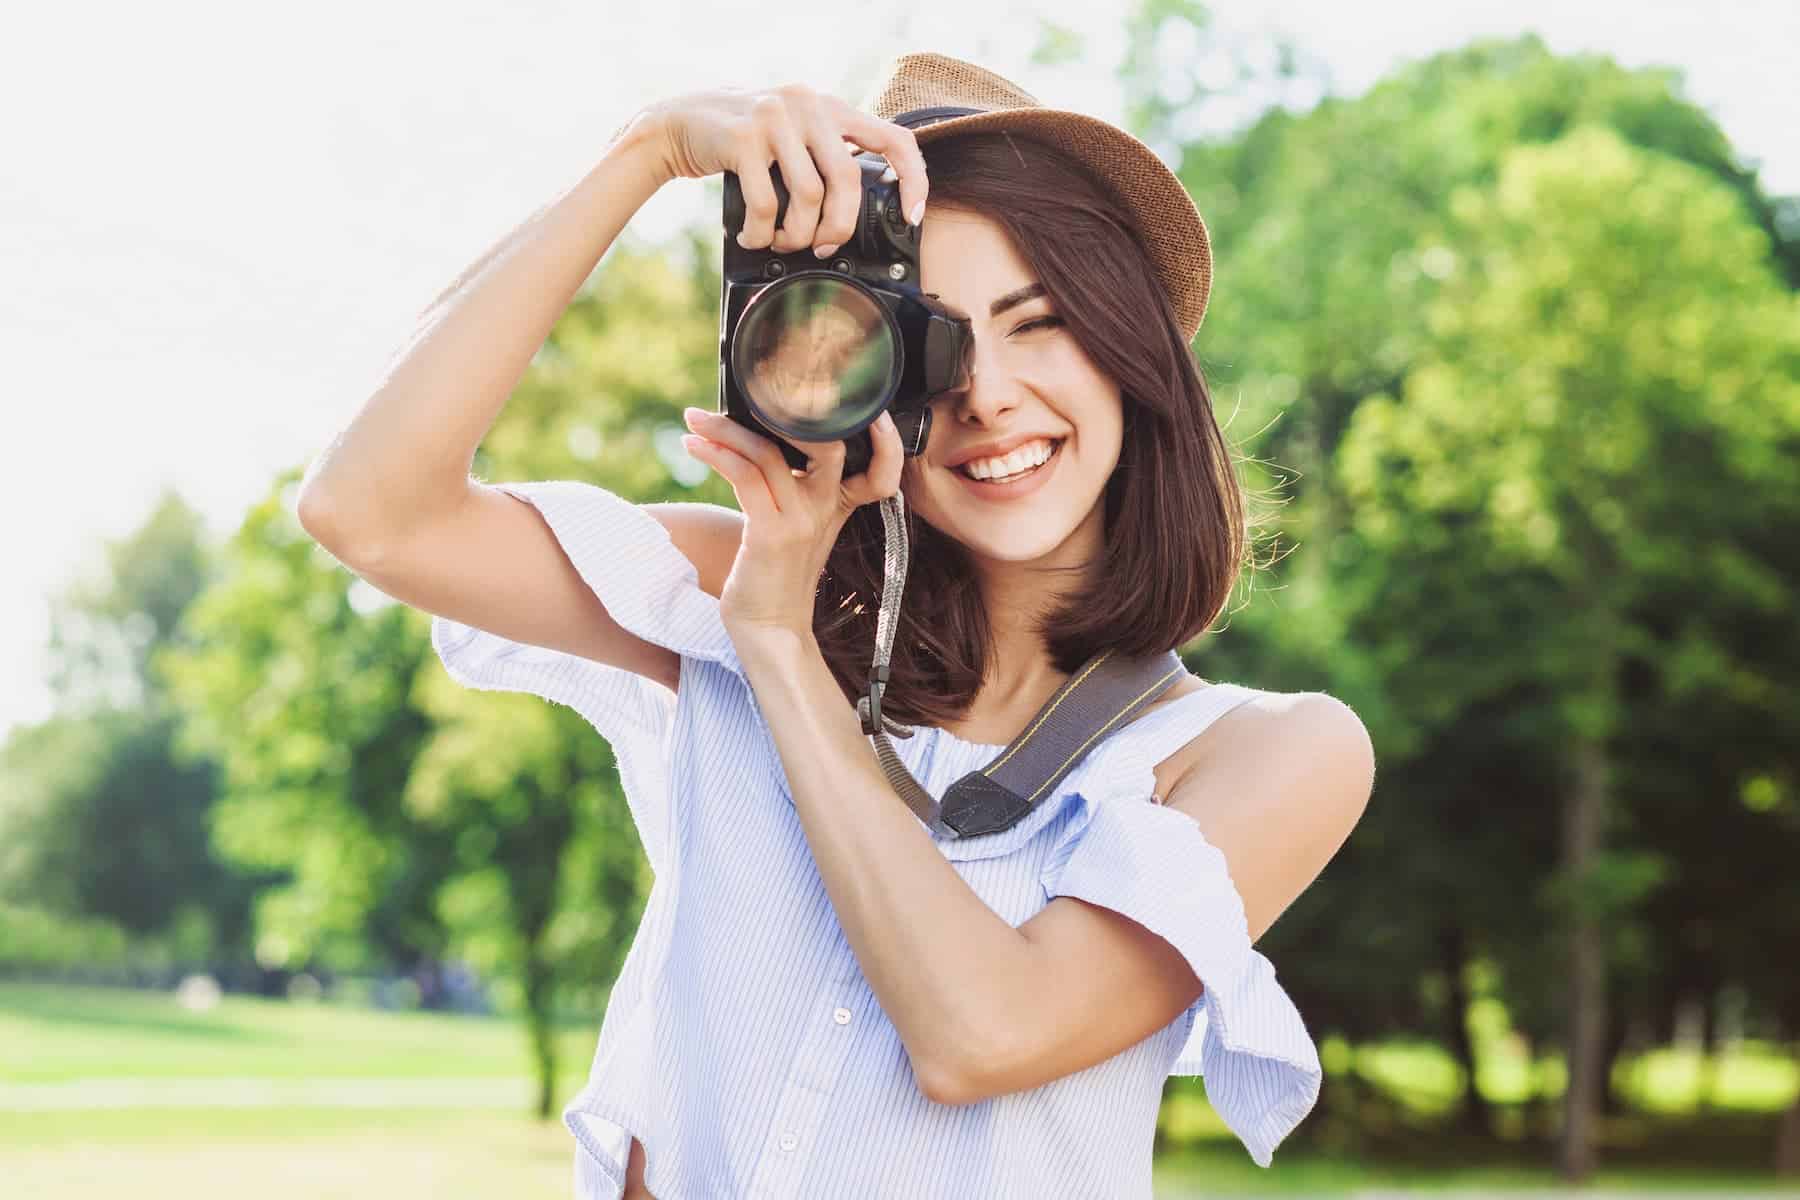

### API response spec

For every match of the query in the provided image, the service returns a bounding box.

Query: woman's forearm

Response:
[298,112,670,552]
[732,629,1037,1098]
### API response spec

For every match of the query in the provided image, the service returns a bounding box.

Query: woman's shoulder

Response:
[1135,677,1298,799]
[1149,680,1368,803]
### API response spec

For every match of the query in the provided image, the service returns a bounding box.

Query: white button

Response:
[833,1007,852,1025]
[779,1132,798,1152]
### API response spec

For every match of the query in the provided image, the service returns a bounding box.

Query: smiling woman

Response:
[304,47,1356,1200]
[813,129,1250,739]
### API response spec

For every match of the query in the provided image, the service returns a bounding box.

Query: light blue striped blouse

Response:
[431,479,1322,1198]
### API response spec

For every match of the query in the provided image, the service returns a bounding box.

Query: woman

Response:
[301,51,1373,1200]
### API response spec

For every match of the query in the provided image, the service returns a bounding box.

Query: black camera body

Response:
[719,155,970,477]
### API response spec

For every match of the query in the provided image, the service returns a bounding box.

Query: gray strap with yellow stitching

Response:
[856,491,1188,840]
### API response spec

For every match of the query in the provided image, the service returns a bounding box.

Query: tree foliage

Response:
[1137,13,1800,1170]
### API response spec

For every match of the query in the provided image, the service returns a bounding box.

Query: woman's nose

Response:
[946,343,1016,425]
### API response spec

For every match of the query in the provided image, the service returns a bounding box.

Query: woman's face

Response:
[900,207,1124,568]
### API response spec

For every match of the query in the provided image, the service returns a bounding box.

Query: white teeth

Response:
[961,438,1058,480]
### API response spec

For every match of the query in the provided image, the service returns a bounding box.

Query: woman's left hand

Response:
[680,406,906,645]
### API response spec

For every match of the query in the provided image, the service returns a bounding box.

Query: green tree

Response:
[163,234,729,1116]
[161,475,456,980]
[0,492,263,968]
[1117,7,1800,1171]
[1335,124,1799,1175]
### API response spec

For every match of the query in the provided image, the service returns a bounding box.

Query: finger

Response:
[786,434,846,498]
[734,105,781,249]
[681,436,781,525]
[808,123,861,256]
[837,107,928,227]
[871,410,905,499]
[845,411,903,507]
[765,116,824,253]
[683,408,802,512]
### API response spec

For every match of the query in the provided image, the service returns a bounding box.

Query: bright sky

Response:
[3,0,1793,738]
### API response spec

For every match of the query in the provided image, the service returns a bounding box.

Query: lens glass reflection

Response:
[735,277,896,436]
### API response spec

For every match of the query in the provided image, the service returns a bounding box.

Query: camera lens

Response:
[732,274,899,440]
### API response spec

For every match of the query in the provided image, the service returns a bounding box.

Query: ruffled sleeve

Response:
[429,479,749,874]
[1038,788,1323,1168]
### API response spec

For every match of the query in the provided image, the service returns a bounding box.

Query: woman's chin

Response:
[905,479,1089,563]
[943,520,1073,565]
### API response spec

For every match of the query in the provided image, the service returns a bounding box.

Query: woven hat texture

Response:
[861,51,1213,341]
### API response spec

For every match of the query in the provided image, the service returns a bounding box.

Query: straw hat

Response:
[861,51,1213,341]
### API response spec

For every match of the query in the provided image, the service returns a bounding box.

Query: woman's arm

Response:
[731,629,1039,1106]
[297,111,670,554]
[981,694,1371,1102]
[736,622,1370,1108]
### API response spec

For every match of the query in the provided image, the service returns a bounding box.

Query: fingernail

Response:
[908,201,925,227]
[736,231,752,249]
[814,242,839,258]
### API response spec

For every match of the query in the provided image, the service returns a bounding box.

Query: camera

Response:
[719,155,974,476]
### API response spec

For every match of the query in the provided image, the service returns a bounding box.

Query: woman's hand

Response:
[680,405,906,645]
[634,83,929,255]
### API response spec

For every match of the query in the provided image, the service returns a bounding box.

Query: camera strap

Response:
[856,492,1189,839]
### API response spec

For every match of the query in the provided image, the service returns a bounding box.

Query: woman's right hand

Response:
[634,84,930,258]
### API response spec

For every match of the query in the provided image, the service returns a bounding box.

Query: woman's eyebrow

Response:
[989,282,1047,317]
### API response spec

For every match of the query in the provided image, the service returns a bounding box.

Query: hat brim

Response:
[899,108,1212,342]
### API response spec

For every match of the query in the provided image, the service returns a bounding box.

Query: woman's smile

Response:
[949,436,1066,502]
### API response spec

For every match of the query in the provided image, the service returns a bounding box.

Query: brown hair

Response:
[812,132,1249,728]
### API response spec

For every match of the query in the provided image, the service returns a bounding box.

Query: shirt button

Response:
[833,1007,852,1025]
[779,1132,798,1152]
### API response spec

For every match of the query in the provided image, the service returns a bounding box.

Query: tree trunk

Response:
[1440,923,1492,1138]
[1696,985,1722,1112]
[1558,739,1609,1182]
[524,950,558,1120]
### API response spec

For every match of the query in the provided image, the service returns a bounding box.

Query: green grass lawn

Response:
[0,979,597,1082]
[3,1108,577,1200]
[7,1106,1797,1199]
[3,981,1795,1198]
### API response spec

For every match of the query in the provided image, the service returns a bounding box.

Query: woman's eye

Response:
[1011,315,1064,336]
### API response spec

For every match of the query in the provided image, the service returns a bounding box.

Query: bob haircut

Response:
[812,131,1249,729]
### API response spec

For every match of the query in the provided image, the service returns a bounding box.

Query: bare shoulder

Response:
[641,501,744,600]
[1191,687,1371,772]
[1154,682,1375,804]
[1163,687,1375,942]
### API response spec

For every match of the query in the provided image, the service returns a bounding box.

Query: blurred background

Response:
[4,1,1798,1195]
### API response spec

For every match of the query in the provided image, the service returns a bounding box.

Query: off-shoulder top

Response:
[431,479,1322,1199]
